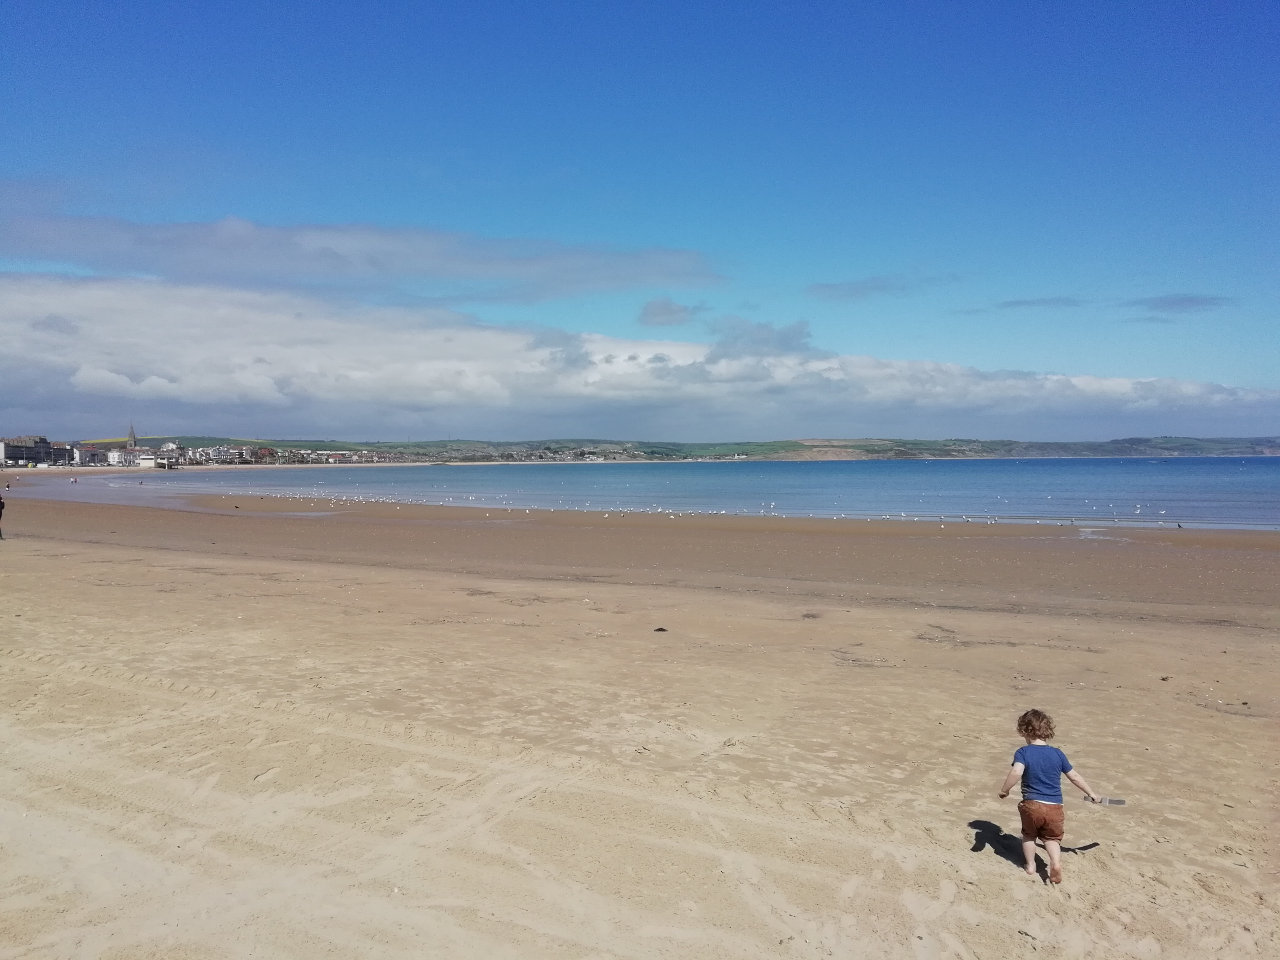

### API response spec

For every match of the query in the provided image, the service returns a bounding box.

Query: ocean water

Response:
[38,456,1280,530]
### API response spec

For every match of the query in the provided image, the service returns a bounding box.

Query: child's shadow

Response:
[968,820,1027,868]
[969,819,1102,876]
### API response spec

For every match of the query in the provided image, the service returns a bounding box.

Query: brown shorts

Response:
[1018,800,1065,842]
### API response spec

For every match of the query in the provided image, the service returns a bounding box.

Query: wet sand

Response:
[1,489,1277,957]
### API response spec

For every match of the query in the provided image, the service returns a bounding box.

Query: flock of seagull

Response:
[271,485,1181,528]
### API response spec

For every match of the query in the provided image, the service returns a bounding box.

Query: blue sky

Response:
[2,0,1277,442]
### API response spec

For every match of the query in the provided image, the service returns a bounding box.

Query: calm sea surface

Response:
[33,457,1280,530]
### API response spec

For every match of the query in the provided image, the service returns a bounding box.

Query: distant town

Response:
[3,427,1279,470]
[0,428,419,470]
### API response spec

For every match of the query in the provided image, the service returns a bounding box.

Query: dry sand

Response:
[1,483,1277,958]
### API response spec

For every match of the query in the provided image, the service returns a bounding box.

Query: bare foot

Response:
[1049,865,1063,884]
[1024,866,1038,877]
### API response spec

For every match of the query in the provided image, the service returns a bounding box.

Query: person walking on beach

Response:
[0,492,5,539]
[998,708,1101,883]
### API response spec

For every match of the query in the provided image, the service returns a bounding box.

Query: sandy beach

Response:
[1,484,1277,958]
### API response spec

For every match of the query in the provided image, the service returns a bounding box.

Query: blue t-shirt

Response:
[1014,744,1073,803]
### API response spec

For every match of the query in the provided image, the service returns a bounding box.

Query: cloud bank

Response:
[0,214,717,301]
[3,274,1275,442]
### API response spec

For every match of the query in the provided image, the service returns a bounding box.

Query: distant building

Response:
[137,451,181,469]
[73,445,108,466]
[0,435,73,466]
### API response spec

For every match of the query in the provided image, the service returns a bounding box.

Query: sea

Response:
[28,456,1280,531]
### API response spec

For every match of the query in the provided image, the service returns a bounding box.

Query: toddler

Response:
[998,708,1101,883]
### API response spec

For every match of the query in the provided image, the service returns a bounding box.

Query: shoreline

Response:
[9,462,1278,532]
[8,492,1280,620]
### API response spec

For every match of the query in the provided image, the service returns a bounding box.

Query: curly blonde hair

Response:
[1017,708,1055,740]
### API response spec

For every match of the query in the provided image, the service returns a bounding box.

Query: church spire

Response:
[127,424,137,449]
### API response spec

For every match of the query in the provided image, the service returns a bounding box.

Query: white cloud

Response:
[637,298,708,326]
[1,273,1276,441]
[0,214,717,301]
